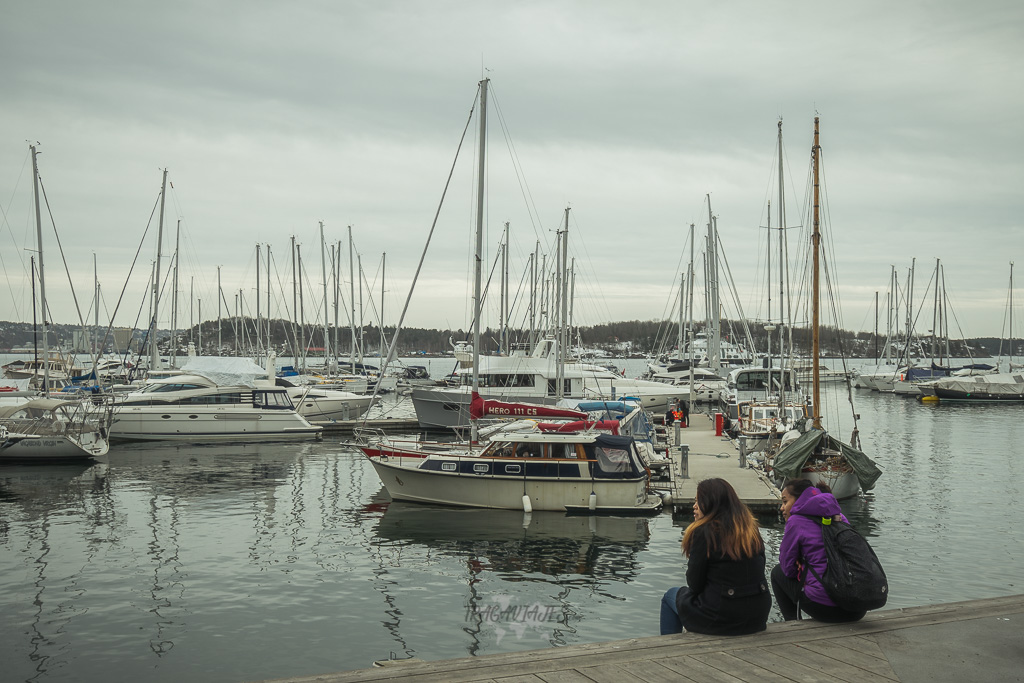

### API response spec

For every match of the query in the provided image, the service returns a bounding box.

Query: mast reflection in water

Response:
[371,502,652,655]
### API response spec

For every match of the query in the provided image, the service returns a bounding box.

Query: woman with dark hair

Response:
[771,479,866,622]
[660,478,772,635]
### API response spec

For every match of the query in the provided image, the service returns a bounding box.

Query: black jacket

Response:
[675,524,772,635]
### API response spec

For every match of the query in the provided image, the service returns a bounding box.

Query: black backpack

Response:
[805,516,888,612]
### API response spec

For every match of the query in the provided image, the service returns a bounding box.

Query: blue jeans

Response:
[660,587,682,635]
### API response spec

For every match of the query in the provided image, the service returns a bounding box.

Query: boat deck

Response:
[664,410,781,514]
[256,594,1024,682]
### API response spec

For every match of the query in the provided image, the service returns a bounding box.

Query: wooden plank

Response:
[769,642,895,683]
[689,651,791,683]
[799,638,897,680]
[492,676,543,683]
[617,658,699,683]
[838,634,887,657]
[729,646,834,683]
[573,664,646,683]
[535,670,602,683]
[655,654,746,683]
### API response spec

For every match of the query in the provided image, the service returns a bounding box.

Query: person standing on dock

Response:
[771,480,867,623]
[660,478,772,635]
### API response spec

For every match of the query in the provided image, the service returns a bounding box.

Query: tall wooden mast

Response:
[811,116,822,429]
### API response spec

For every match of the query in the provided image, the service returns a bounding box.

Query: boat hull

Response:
[0,431,108,460]
[110,406,323,441]
[368,455,660,513]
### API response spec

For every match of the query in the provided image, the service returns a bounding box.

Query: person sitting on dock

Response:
[660,478,772,636]
[771,480,867,623]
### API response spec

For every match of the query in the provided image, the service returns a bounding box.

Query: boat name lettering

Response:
[488,406,540,416]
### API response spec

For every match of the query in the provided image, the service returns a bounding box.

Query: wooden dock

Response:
[257,593,1024,682]
[663,410,781,514]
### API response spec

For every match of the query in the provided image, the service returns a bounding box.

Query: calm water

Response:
[1,358,1022,682]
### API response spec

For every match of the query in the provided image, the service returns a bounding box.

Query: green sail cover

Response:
[771,428,882,492]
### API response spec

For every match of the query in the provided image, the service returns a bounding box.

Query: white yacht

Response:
[411,337,687,430]
[110,357,322,442]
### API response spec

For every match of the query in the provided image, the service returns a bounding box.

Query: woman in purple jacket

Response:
[771,479,866,622]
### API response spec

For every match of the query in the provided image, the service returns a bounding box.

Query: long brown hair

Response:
[682,478,764,560]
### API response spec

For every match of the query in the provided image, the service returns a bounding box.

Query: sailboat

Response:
[762,119,881,500]
[358,80,663,514]
[0,146,115,461]
[929,262,1024,401]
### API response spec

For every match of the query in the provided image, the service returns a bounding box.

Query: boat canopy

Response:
[573,400,636,415]
[771,428,882,492]
[0,397,79,419]
[180,356,269,388]
[585,434,645,479]
[904,366,949,382]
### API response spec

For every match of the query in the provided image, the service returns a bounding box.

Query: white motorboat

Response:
[717,366,806,422]
[110,357,322,442]
[412,337,686,430]
[275,375,375,422]
[733,400,807,453]
[645,363,727,403]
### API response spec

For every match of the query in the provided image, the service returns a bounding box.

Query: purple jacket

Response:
[778,487,847,606]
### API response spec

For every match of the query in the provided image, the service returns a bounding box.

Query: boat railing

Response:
[352,426,388,445]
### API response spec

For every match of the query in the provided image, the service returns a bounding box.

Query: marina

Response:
[1,357,1023,682]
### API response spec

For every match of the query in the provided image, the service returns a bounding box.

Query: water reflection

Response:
[370,502,653,657]
[375,503,651,578]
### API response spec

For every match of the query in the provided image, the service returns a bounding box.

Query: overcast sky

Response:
[2,1,1022,346]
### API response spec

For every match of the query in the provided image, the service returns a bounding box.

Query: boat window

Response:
[146,383,207,393]
[546,379,571,396]
[254,391,294,409]
[594,445,631,473]
[515,442,542,458]
[473,463,489,473]
[481,373,534,388]
[441,462,457,471]
[504,464,522,474]
[561,443,579,459]
[172,393,242,405]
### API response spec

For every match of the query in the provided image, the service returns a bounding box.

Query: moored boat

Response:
[0,397,113,460]
[361,430,662,513]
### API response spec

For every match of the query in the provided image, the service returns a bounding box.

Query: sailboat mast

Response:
[556,208,569,400]
[471,78,489,442]
[256,243,262,361]
[349,225,356,369]
[501,222,509,355]
[151,169,168,371]
[811,117,822,429]
[320,221,330,365]
[777,119,787,363]
[171,219,181,366]
[687,223,696,391]
[30,146,50,391]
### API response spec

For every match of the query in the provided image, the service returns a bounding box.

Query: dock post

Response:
[738,436,747,468]
[680,444,689,479]
[674,423,681,446]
